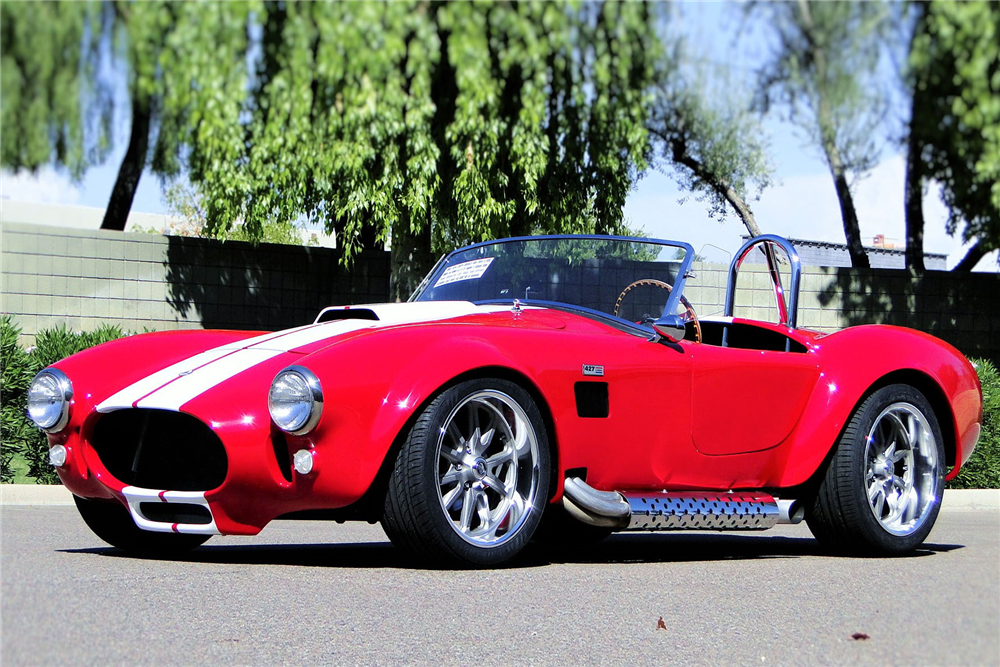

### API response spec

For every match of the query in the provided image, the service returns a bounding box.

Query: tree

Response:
[648,19,773,238]
[1,1,256,231]
[755,0,893,268]
[1,2,106,178]
[190,1,659,299]
[906,1,1000,272]
[3,1,656,297]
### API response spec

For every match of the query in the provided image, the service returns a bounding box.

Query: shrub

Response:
[0,318,128,484]
[948,358,1000,489]
[1,316,33,483]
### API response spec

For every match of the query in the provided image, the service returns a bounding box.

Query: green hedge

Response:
[948,359,1000,489]
[1,315,128,484]
[1,314,997,488]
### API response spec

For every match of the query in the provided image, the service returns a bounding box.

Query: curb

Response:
[1,484,997,510]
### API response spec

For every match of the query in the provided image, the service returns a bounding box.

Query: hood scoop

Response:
[315,307,379,323]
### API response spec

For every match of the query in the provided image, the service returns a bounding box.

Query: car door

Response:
[688,343,820,456]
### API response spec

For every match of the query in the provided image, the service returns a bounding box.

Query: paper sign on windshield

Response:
[433,257,495,287]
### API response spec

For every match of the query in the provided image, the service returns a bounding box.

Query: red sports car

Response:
[28,235,982,565]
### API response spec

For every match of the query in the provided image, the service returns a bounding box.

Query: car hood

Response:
[95,301,509,413]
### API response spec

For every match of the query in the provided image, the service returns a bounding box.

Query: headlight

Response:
[268,366,323,435]
[27,369,73,432]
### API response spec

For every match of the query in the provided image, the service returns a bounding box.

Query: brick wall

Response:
[1,223,390,342]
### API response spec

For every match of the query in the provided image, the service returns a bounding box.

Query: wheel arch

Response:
[442,366,560,501]
[863,369,957,468]
[354,365,560,521]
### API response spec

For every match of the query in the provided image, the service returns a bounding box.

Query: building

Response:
[741,236,948,269]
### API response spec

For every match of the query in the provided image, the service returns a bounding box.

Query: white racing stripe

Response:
[135,320,373,411]
[97,301,506,413]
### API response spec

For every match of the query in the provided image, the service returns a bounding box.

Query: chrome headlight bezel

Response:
[27,368,73,433]
[268,365,323,435]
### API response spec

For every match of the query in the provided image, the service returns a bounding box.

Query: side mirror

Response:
[652,314,687,343]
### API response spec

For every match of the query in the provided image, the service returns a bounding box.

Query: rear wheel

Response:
[382,378,550,567]
[74,496,210,555]
[806,384,944,554]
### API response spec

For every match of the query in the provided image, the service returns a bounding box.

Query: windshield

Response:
[411,236,695,328]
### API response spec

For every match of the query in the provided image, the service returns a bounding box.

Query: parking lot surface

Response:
[2,505,998,665]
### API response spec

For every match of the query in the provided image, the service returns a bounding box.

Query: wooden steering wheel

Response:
[613,279,701,344]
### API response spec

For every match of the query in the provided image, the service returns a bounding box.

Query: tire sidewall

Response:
[845,384,945,553]
[74,496,209,555]
[416,378,551,566]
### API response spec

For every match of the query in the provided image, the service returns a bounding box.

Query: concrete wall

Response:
[1,222,390,341]
[686,260,999,361]
[2,222,997,361]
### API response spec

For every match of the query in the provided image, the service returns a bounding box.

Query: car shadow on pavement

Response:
[59,533,964,569]
[522,533,964,566]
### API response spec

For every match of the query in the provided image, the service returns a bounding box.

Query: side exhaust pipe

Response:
[561,477,805,532]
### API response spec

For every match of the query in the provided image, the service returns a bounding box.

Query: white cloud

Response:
[0,168,82,206]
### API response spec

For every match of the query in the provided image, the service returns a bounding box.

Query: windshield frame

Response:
[409,234,697,331]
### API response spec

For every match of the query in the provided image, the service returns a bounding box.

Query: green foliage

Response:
[908,1,1000,254]
[755,1,891,176]
[129,181,319,246]
[949,359,1000,490]
[649,13,773,235]
[185,1,658,297]
[753,1,894,267]
[0,317,128,484]
[1,316,33,483]
[3,1,655,296]
[0,1,107,177]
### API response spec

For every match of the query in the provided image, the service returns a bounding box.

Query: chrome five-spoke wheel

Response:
[806,383,944,555]
[382,378,550,566]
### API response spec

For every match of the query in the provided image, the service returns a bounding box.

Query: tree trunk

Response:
[100,97,151,231]
[389,214,433,301]
[904,4,929,274]
[903,126,926,273]
[953,241,986,272]
[653,127,764,238]
[677,153,763,238]
[830,170,870,268]
[796,0,870,269]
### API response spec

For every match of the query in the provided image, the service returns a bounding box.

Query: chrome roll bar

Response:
[724,235,802,329]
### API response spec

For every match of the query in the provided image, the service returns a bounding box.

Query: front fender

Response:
[291,324,538,508]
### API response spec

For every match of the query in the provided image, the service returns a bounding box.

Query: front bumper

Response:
[53,408,365,536]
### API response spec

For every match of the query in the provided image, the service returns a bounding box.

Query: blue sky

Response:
[2,2,995,271]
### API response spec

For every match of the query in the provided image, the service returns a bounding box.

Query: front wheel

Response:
[74,496,210,555]
[382,378,550,567]
[806,384,945,555]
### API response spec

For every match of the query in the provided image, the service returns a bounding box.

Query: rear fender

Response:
[774,326,981,487]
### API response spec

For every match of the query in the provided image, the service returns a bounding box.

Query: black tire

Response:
[533,503,613,547]
[381,378,551,567]
[74,496,210,555]
[806,384,945,555]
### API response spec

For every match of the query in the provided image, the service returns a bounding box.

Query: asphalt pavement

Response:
[2,504,998,665]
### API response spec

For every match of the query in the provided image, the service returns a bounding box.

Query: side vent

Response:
[574,382,609,418]
[271,431,293,483]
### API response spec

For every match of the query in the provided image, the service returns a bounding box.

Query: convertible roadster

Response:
[29,235,981,565]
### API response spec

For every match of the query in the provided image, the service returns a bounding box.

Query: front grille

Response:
[90,409,228,491]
